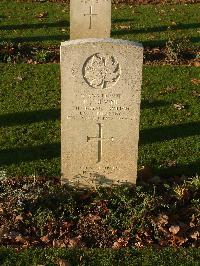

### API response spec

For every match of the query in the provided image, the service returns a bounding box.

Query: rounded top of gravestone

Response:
[61,38,143,49]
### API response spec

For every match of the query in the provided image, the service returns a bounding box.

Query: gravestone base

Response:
[61,39,143,187]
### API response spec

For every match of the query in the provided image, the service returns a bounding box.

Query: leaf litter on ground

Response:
[0,175,199,249]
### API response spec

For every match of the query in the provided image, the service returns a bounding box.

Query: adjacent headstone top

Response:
[70,0,111,39]
[61,39,143,187]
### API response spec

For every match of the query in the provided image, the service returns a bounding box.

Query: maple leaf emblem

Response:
[83,53,121,89]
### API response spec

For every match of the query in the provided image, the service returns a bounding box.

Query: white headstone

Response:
[70,0,111,39]
[61,39,143,187]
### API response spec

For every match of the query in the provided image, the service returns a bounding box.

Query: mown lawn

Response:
[0,247,200,265]
[0,1,199,47]
[0,64,199,178]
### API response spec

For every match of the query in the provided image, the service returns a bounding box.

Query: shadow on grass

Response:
[115,36,200,48]
[0,109,60,127]
[0,109,199,176]
[0,143,60,166]
[112,23,200,36]
[112,18,135,23]
[141,36,200,47]
[141,100,170,109]
[0,103,168,128]
[0,21,69,31]
[112,22,200,47]
[0,109,61,166]
[1,21,199,46]
[1,36,198,47]
[0,35,69,43]
[154,159,200,177]
[140,121,200,144]
[1,35,199,48]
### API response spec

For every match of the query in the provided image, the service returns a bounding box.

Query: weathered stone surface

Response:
[61,39,143,187]
[70,0,111,39]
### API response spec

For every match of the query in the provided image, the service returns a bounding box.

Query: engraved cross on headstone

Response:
[70,0,111,40]
[87,123,114,163]
[84,6,97,29]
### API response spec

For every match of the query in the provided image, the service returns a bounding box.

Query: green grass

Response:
[0,1,199,47]
[0,64,60,177]
[0,64,199,177]
[0,247,200,266]
[140,66,200,176]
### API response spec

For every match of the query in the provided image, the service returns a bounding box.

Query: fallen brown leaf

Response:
[0,225,8,241]
[0,207,3,215]
[112,237,129,249]
[87,214,101,223]
[15,235,27,244]
[191,78,200,84]
[35,12,48,19]
[158,214,169,226]
[173,103,185,110]
[62,221,72,230]
[67,236,83,248]
[192,90,200,97]
[166,160,177,167]
[16,76,23,81]
[159,87,177,95]
[170,235,187,246]
[58,259,71,266]
[190,230,200,240]
[169,225,180,235]
[53,239,66,248]
[40,235,50,243]
[138,165,153,183]
[192,60,200,67]
[15,215,23,222]
[27,59,33,64]
[118,25,130,30]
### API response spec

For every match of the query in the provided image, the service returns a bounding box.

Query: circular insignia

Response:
[82,53,121,89]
